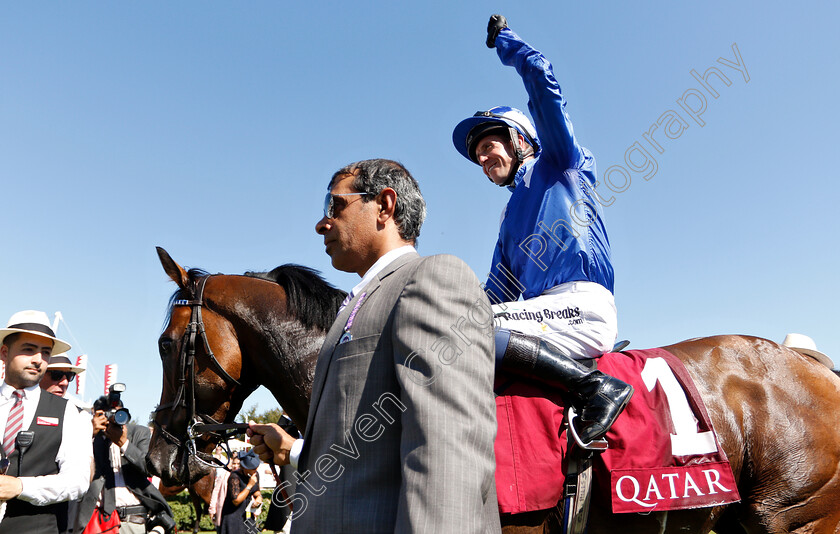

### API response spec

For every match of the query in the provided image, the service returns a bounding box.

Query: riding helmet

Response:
[452,106,541,164]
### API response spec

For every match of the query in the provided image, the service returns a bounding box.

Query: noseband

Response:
[154,275,248,470]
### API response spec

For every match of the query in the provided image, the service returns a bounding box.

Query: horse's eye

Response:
[158,338,174,358]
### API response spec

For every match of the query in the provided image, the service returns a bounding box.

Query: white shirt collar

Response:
[0,382,41,402]
[350,245,416,298]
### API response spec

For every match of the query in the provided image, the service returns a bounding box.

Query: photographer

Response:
[76,386,174,534]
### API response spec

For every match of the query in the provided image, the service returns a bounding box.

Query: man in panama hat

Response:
[39,354,86,399]
[37,351,89,533]
[0,310,71,357]
[0,310,92,534]
[782,333,834,369]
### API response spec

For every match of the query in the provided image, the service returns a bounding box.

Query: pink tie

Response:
[3,390,24,457]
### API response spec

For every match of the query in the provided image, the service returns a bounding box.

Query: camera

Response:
[146,511,176,534]
[104,383,132,426]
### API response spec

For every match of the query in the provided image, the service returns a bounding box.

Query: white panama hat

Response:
[782,333,833,369]
[46,353,86,374]
[0,310,71,355]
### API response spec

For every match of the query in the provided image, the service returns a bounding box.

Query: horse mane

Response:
[167,266,347,333]
[244,264,347,331]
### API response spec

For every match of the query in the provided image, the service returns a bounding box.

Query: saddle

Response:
[494,342,740,532]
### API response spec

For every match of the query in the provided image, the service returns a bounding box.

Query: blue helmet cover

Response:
[452,106,541,163]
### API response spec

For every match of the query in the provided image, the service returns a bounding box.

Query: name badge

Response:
[36,416,59,426]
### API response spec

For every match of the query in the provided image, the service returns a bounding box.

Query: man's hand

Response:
[104,421,128,448]
[486,14,508,48]
[247,422,296,466]
[0,475,23,501]
[92,410,108,437]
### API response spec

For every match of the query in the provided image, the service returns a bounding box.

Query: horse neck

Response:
[249,325,322,430]
[218,278,325,431]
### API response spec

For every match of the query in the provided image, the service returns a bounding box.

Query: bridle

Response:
[153,273,291,508]
[153,275,248,471]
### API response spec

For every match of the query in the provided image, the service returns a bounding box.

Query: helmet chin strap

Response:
[499,126,533,187]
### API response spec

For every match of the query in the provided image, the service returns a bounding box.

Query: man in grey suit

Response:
[249,158,500,533]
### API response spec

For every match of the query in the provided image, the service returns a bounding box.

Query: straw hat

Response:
[46,353,86,374]
[0,310,71,355]
[782,333,833,369]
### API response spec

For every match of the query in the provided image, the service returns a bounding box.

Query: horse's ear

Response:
[156,247,190,290]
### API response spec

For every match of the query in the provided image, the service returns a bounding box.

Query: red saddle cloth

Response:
[494,347,740,514]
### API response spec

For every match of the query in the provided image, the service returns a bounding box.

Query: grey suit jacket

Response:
[292,252,500,533]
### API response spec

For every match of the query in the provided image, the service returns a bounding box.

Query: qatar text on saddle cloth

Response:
[597,348,740,513]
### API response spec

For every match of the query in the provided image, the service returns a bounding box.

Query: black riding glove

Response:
[486,14,508,48]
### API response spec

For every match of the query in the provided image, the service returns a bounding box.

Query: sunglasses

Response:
[323,192,371,218]
[48,370,76,382]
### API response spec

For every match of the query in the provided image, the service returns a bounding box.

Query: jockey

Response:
[452,15,633,443]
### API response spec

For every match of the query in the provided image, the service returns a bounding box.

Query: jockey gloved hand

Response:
[486,14,507,48]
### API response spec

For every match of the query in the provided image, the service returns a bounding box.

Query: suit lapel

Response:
[301,252,419,458]
[304,293,365,431]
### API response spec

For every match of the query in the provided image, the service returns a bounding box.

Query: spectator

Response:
[0,310,92,534]
[218,451,261,534]
[208,453,240,532]
[39,354,85,398]
[38,353,89,534]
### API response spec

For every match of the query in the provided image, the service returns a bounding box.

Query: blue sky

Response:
[2,2,838,422]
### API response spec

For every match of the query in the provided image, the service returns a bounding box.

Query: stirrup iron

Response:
[566,406,608,451]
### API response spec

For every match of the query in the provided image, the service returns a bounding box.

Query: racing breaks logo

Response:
[545,306,582,325]
[496,306,583,326]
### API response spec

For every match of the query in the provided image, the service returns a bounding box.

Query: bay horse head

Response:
[147,247,345,486]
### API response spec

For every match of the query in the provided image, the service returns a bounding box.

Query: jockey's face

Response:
[474,133,530,186]
[475,133,517,186]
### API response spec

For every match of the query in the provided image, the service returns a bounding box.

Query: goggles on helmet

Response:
[452,106,540,164]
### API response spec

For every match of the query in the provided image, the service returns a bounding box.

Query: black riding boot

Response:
[500,331,634,443]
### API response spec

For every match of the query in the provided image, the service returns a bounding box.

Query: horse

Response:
[158,472,214,534]
[147,248,840,533]
[147,247,342,487]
